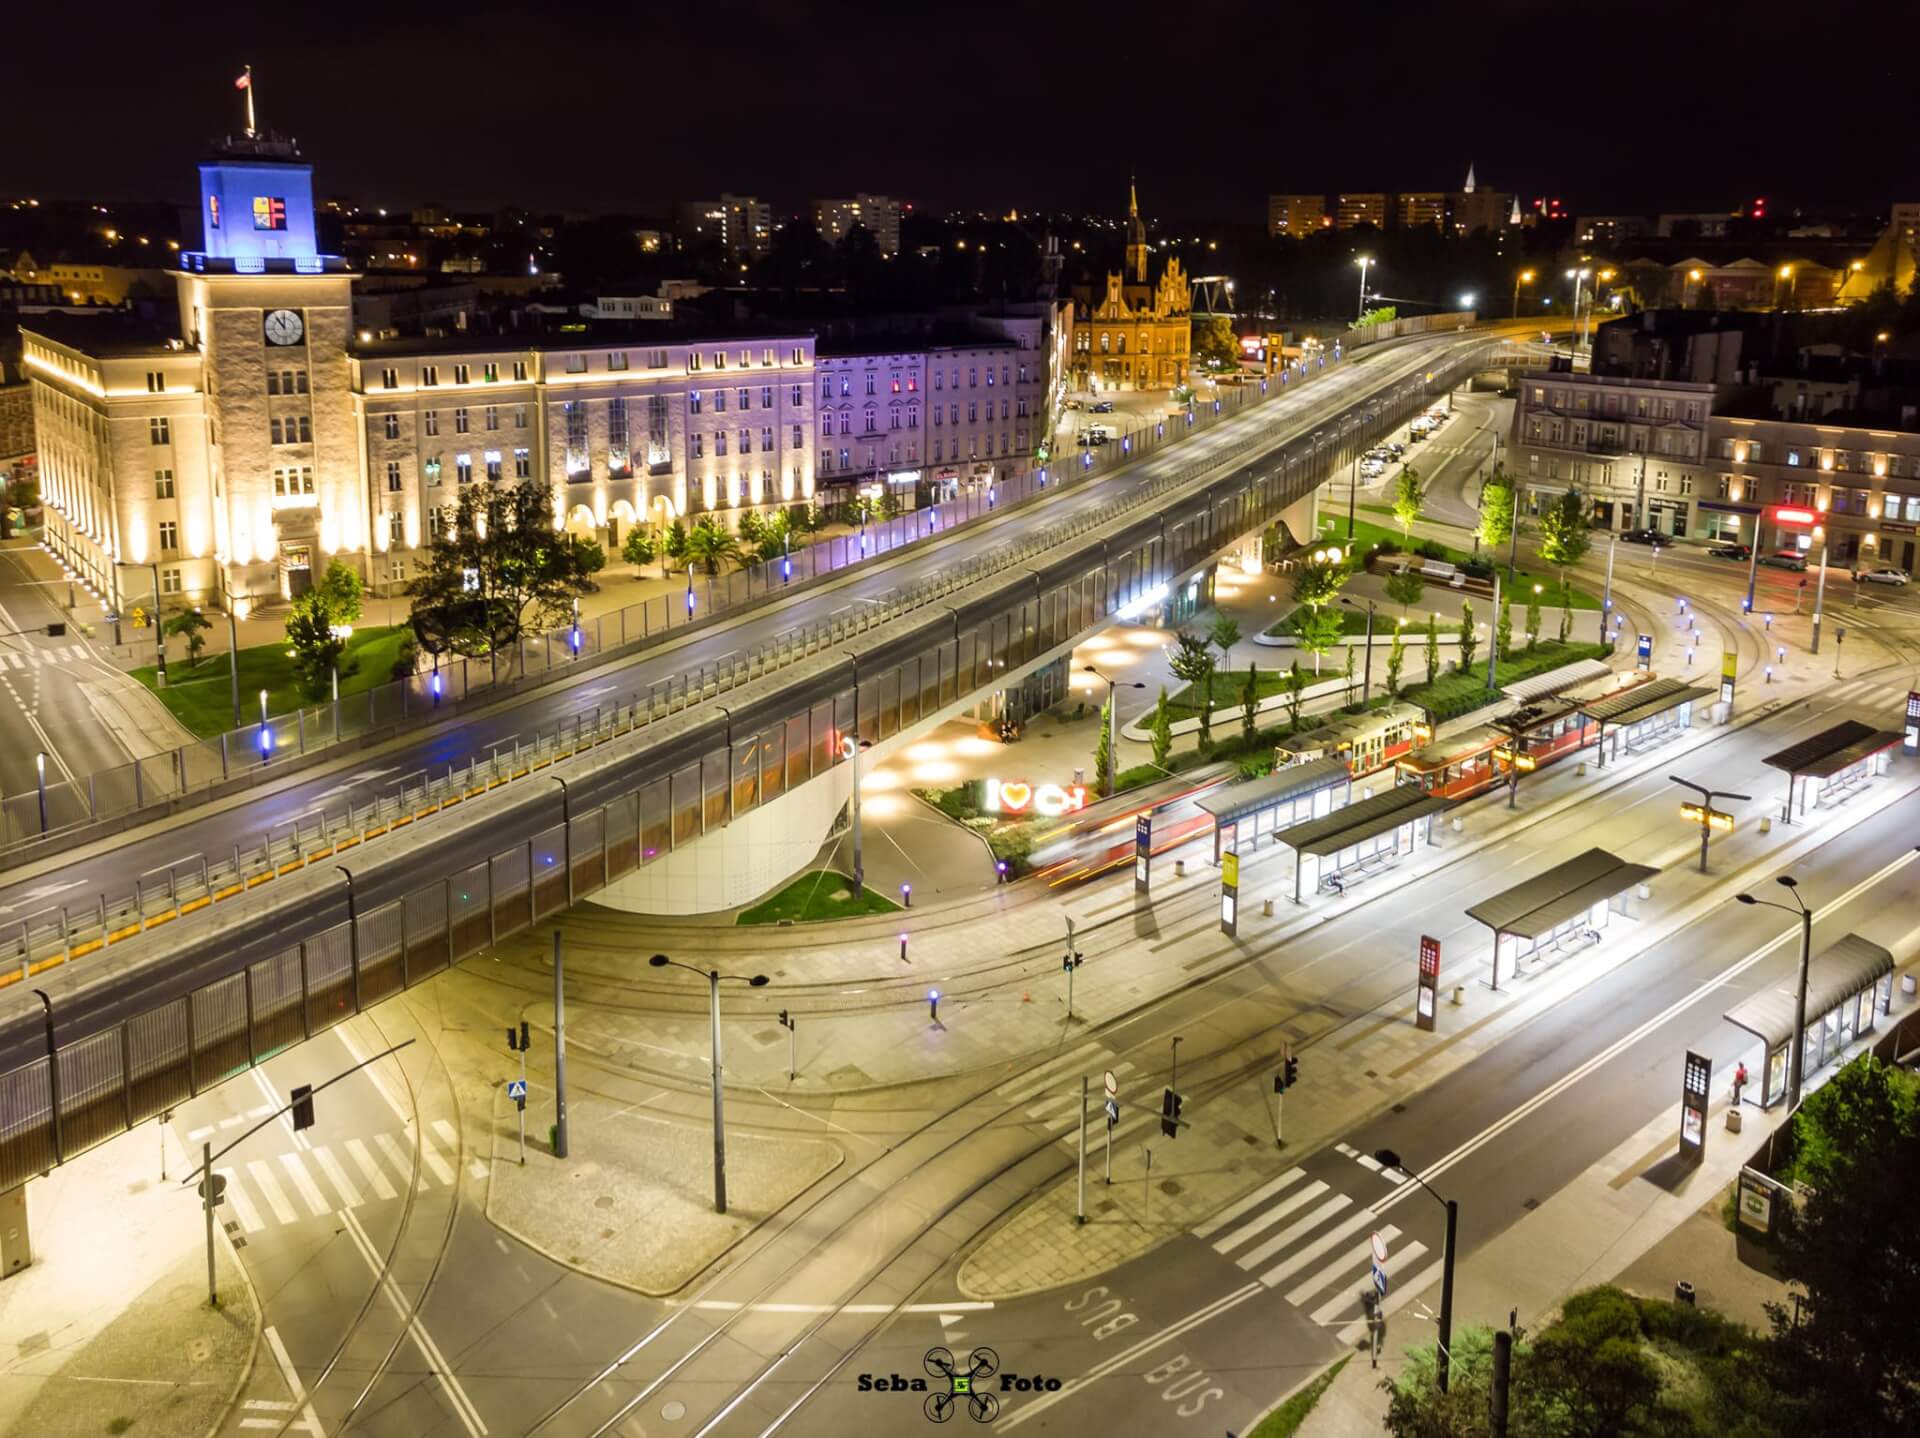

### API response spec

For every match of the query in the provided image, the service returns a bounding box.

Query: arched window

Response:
[1116,334,1126,354]
[1100,332,1111,353]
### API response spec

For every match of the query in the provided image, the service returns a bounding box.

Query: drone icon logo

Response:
[923,1345,1000,1424]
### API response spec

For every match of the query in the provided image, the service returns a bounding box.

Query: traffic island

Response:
[485,1084,843,1296]
[2,1243,257,1438]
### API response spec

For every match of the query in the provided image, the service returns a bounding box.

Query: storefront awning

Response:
[1273,785,1452,858]
[1196,758,1350,825]
[1465,847,1659,938]
[1762,720,1906,778]
[1578,678,1714,728]
[1723,934,1894,1050]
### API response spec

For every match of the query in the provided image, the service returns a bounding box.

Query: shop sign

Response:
[984,779,1087,817]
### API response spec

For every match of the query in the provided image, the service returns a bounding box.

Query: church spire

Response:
[1463,162,1476,194]
[1129,173,1139,218]
[1125,174,1148,283]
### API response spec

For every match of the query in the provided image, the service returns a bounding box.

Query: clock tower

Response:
[176,125,362,611]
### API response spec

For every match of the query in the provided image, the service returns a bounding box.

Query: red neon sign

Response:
[1773,506,1818,525]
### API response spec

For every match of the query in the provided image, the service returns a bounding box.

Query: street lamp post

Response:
[1511,269,1534,318]
[1341,597,1377,705]
[649,954,768,1214]
[1734,879,1816,1109]
[1375,1149,1457,1393]
[1670,775,1750,874]
[840,733,874,893]
[34,751,47,833]
[1084,666,1145,798]
[1355,256,1374,323]
[1810,528,1831,653]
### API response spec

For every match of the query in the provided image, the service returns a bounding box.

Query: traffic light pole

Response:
[517,1044,527,1166]
[203,1140,217,1308]
[1076,1076,1087,1226]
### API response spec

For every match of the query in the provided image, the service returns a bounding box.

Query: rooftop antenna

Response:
[236,65,257,139]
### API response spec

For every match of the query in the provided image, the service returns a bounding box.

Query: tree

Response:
[1352,305,1397,329]
[1386,628,1406,697]
[1284,662,1306,728]
[1476,468,1516,552]
[752,509,796,566]
[1391,465,1425,539]
[1457,598,1478,669]
[1341,640,1357,706]
[1385,568,1425,615]
[1190,314,1239,370]
[684,516,744,574]
[572,538,607,579]
[1526,591,1543,650]
[1094,696,1113,795]
[1292,559,1348,610]
[1149,687,1173,769]
[1209,614,1242,671]
[1763,1057,1920,1433]
[791,501,828,535]
[621,526,658,576]
[314,559,365,627]
[663,518,690,566]
[736,510,766,546]
[407,481,603,675]
[1536,487,1592,640]
[1290,606,1345,674]
[1168,633,1216,745]
[1524,1287,1665,1438]
[1424,613,1440,684]
[1496,596,1512,661]
[285,589,348,700]
[165,609,210,668]
[1241,663,1259,744]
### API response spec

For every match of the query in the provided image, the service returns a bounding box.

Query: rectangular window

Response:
[154,469,175,499]
[266,370,280,396]
[454,407,470,434]
[514,405,528,428]
[456,454,473,484]
[161,566,182,594]
[821,414,833,437]
[149,416,170,445]
[486,452,503,482]
[608,397,629,452]
[514,448,530,478]
[866,374,877,396]
[454,364,471,385]
[790,384,803,406]
[969,368,978,387]
[300,466,314,494]
[386,461,402,492]
[389,512,405,546]
[715,390,727,413]
[608,351,628,372]
[424,410,439,436]
[791,347,804,365]
[158,520,178,551]
[690,390,703,415]
[821,376,834,401]
[422,365,439,387]
[647,395,670,469]
[716,432,729,456]
[483,361,499,383]
[484,405,498,431]
[761,426,774,451]
[738,388,751,409]
[383,413,401,440]
[565,400,588,451]
[424,455,442,485]
[761,386,773,409]
[429,509,445,541]
[146,371,165,393]
[693,433,705,459]
[270,417,283,444]
[792,424,803,449]
[564,353,587,374]
[968,402,978,422]
[647,349,668,369]
[382,368,398,389]
[512,360,528,381]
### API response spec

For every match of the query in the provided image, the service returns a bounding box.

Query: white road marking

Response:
[685,1300,998,1314]
[417,1130,457,1186]
[186,1124,216,1142]
[216,1168,263,1233]
[262,1324,325,1436]
[1263,1210,1384,1291]
[311,1145,364,1208]
[246,1160,299,1224]
[1211,1179,1329,1255]
[1236,1192,1352,1271]
[1335,1256,1447,1343]
[431,1118,461,1153]
[1311,1241,1426,1324]
[1192,1168,1305,1240]
[376,1131,428,1192]
[279,1153,331,1217]
[344,1138,398,1201]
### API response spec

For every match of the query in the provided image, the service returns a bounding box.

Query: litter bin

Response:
[1674,1281,1695,1307]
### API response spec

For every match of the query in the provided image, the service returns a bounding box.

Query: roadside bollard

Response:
[929,989,940,1023]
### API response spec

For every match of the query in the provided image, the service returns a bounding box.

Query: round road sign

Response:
[1370,1231,1389,1265]
[1103,1070,1118,1097]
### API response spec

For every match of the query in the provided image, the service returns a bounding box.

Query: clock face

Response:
[264,309,305,346]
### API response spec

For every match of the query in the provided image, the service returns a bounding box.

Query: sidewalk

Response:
[0,1114,258,1438]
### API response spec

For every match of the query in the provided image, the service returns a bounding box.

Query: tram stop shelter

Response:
[1722,934,1895,1107]
[1465,847,1659,988]
[1196,757,1351,865]
[1760,720,1905,823]
[1501,657,1614,704]
[1273,785,1453,902]
[1577,677,1715,767]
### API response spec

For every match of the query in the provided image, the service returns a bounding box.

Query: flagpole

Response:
[242,65,256,138]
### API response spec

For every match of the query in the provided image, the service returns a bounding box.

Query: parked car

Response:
[1760,550,1809,571]
[1621,528,1665,545]
[1708,543,1752,561]
[1091,400,1116,413]
[1064,398,1083,410]
[1853,566,1911,586]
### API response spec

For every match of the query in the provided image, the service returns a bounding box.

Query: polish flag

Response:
[235,71,250,88]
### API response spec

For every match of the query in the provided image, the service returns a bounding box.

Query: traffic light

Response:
[1160,1087,1183,1138]
[1284,1052,1299,1088]
[777,1009,793,1031]
[507,1021,530,1051]
[45,623,65,638]
[290,1083,314,1131]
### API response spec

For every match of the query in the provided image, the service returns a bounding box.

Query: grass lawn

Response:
[1262,605,1375,639]
[1324,516,1603,610]
[1402,640,1608,719]
[1249,1357,1348,1438]
[736,869,901,925]
[131,625,410,739]
[1165,664,1343,721]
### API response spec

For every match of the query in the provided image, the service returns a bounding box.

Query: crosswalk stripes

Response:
[215,1128,455,1233]
[1193,1165,1432,1328]
[0,644,94,670]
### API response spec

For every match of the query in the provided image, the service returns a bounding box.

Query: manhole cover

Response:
[186,1337,213,1363]
[594,1195,614,1209]
[1159,1179,1183,1197]
[662,1400,687,1421]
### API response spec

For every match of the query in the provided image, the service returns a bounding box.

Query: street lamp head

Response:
[1734,894,1758,906]
[1373,1148,1403,1170]
[1519,269,1534,283]
[1776,875,1798,890]
[748,975,769,987]
[648,953,670,967]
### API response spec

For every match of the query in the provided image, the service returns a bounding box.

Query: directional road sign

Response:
[1104,1098,1120,1127]
[197,1173,227,1207]
[1372,1262,1389,1295]
[1103,1070,1117,1097]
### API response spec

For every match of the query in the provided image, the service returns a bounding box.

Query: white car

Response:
[1853,567,1911,586]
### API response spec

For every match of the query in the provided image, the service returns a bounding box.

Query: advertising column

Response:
[1416,935,1442,1032]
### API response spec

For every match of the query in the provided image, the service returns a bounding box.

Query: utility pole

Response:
[1600,536,1616,645]
[1810,535,1831,653]
[552,930,569,1160]
[1491,1329,1513,1438]
[1485,571,1502,695]
[1076,1076,1088,1225]
[1669,775,1750,874]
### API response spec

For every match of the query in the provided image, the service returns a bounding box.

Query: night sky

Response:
[12,0,1917,220]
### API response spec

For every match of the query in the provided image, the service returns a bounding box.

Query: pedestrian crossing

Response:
[0,643,93,670]
[1192,1165,1441,1328]
[991,1039,1138,1127]
[216,1125,459,1233]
